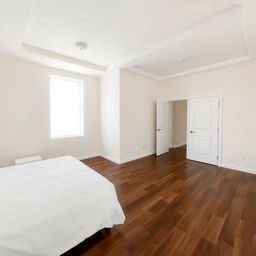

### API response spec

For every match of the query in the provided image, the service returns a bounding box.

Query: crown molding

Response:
[109,5,241,70]
[109,4,251,81]
[131,56,251,81]
[160,56,251,80]
[129,67,162,80]
[21,43,107,72]
[22,0,38,43]
[19,1,254,80]
[241,0,256,58]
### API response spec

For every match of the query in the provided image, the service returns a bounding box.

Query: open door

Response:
[156,100,169,156]
[187,96,219,165]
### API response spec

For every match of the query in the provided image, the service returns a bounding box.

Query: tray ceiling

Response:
[0,0,255,79]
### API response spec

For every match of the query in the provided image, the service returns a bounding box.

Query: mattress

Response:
[0,156,125,256]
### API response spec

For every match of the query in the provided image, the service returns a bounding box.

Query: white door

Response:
[156,100,169,156]
[187,96,219,165]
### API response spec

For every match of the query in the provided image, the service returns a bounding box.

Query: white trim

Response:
[124,56,251,82]
[240,0,250,56]
[217,95,223,165]
[109,5,240,70]
[219,163,256,175]
[76,153,100,160]
[241,0,256,58]
[21,43,107,72]
[160,56,251,80]
[169,143,186,149]
[15,155,42,165]
[22,0,37,42]
[98,152,156,164]
[50,74,84,83]
[100,154,121,164]
[128,68,162,80]
[120,151,155,164]
[186,99,190,160]
[164,94,222,166]
[77,154,256,176]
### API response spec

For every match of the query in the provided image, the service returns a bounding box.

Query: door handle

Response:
[190,131,195,134]
[157,128,162,131]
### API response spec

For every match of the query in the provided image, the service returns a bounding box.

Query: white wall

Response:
[100,69,121,162]
[0,56,101,167]
[2,55,256,175]
[162,60,256,173]
[100,69,163,163]
[119,69,163,162]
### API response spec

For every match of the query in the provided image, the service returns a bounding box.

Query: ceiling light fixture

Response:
[75,41,88,51]
[178,56,192,63]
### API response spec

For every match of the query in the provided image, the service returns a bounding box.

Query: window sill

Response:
[50,135,85,141]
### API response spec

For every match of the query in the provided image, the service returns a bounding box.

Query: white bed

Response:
[0,156,125,256]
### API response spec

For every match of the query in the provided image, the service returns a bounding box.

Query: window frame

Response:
[49,75,84,140]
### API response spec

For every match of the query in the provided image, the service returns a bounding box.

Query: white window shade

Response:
[50,76,84,139]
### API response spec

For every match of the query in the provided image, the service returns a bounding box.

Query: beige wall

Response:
[170,100,187,147]
[1,55,256,174]
[119,69,163,162]
[0,56,101,167]
[100,69,163,163]
[100,69,121,162]
[162,60,256,172]
[174,100,187,146]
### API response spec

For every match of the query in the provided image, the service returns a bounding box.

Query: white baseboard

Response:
[120,151,155,164]
[76,153,100,161]
[77,152,121,164]
[100,154,121,164]
[99,151,156,164]
[169,143,187,149]
[219,163,256,175]
[76,152,256,176]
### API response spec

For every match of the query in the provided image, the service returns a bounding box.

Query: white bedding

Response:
[0,156,125,256]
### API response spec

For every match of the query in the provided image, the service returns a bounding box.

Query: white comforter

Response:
[0,156,125,256]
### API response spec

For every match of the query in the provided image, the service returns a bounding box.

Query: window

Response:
[50,76,84,139]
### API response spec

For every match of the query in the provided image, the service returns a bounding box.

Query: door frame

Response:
[162,93,223,166]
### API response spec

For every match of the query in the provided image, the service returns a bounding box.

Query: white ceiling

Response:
[131,7,247,78]
[1,0,256,79]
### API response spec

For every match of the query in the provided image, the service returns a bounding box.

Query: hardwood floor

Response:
[63,146,256,256]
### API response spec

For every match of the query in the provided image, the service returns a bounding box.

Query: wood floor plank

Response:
[203,215,225,245]
[191,238,215,256]
[219,183,248,246]
[62,146,256,256]
[151,227,186,256]
[212,240,233,256]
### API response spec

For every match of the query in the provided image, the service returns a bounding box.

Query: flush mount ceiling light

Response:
[75,41,88,51]
[178,56,192,62]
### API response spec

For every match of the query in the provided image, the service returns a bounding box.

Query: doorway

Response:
[169,100,187,150]
[156,96,220,166]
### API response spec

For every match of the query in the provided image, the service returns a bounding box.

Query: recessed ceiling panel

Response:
[24,0,238,66]
[0,0,34,51]
[133,7,247,77]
